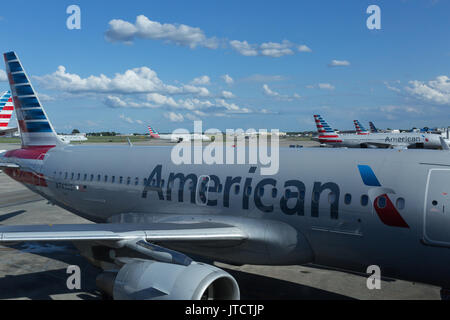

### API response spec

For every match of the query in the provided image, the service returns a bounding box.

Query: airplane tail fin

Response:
[313,115,342,143]
[3,52,62,147]
[369,121,378,133]
[0,91,13,128]
[353,120,369,135]
[148,125,160,138]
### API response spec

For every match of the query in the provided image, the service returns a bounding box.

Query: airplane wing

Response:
[0,222,247,243]
[0,127,18,135]
[364,142,406,149]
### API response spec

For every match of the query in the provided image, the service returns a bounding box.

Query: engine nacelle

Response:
[97,259,240,300]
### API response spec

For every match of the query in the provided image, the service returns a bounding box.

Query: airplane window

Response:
[97,175,101,182]
[64,172,68,180]
[328,192,336,204]
[396,197,405,210]
[272,188,277,198]
[127,177,131,185]
[112,176,115,183]
[77,173,80,180]
[135,177,139,185]
[71,173,74,180]
[361,195,369,206]
[119,176,123,184]
[377,196,386,209]
[83,174,87,181]
[143,178,148,186]
[235,185,240,195]
[90,174,94,181]
[104,175,108,183]
[344,193,352,205]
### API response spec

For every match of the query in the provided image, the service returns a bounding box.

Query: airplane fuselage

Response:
[2,145,450,288]
[323,132,442,149]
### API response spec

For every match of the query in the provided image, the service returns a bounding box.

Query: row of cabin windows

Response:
[54,171,406,209]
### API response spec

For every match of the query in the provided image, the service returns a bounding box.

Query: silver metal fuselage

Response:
[2,145,450,288]
[328,132,442,149]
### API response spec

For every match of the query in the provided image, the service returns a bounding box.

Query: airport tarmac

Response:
[0,141,441,300]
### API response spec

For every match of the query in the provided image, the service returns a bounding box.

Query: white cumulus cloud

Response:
[222,74,234,85]
[329,60,350,67]
[230,40,296,58]
[190,75,211,86]
[164,112,184,122]
[405,75,450,105]
[105,15,219,49]
[0,69,7,82]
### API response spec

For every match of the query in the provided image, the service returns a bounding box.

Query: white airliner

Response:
[0,91,18,137]
[314,115,442,149]
[1,52,450,300]
[148,125,211,143]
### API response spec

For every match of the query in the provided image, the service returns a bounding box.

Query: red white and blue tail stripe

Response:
[353,120,369,135]
[4,52,62,147]
[148,125,160,138]
[369,121,378,133]
[313,115,342,143]
[0,91,13,128]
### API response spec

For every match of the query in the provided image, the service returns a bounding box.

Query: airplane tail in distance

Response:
[3,52,62,147]
[369,121,378,133]
[313,115,342,143]
[0,91,13,128]
[353,120,369,135]
[148,125,160,138]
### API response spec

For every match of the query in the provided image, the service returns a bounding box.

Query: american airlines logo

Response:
[142,164,340,218]
[384,136,422,143]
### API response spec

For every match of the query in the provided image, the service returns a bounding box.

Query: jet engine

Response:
[96,259,240,300]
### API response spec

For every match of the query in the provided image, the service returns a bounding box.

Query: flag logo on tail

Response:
[313,115,342,143]
[3,51,61,147]
[354,120,369,135]
[148,125,160,138]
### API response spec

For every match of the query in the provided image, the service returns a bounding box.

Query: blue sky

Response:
[0,0,449,133]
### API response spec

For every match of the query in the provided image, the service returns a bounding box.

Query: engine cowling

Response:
[96,259,240,300]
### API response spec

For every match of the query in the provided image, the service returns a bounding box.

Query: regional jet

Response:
[1,52,450,300]
[148,125,211,143]
[314,115,442,149]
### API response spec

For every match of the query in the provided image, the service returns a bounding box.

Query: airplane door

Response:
[196,175,211,206]
[423,169,450,247]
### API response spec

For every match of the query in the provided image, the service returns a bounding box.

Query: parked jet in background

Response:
[314,115,442,149]
[148,125,211,143]
[353,120,369,135]
[369,121,379,133]
[1,52,450,300]
[0,91,18,137]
